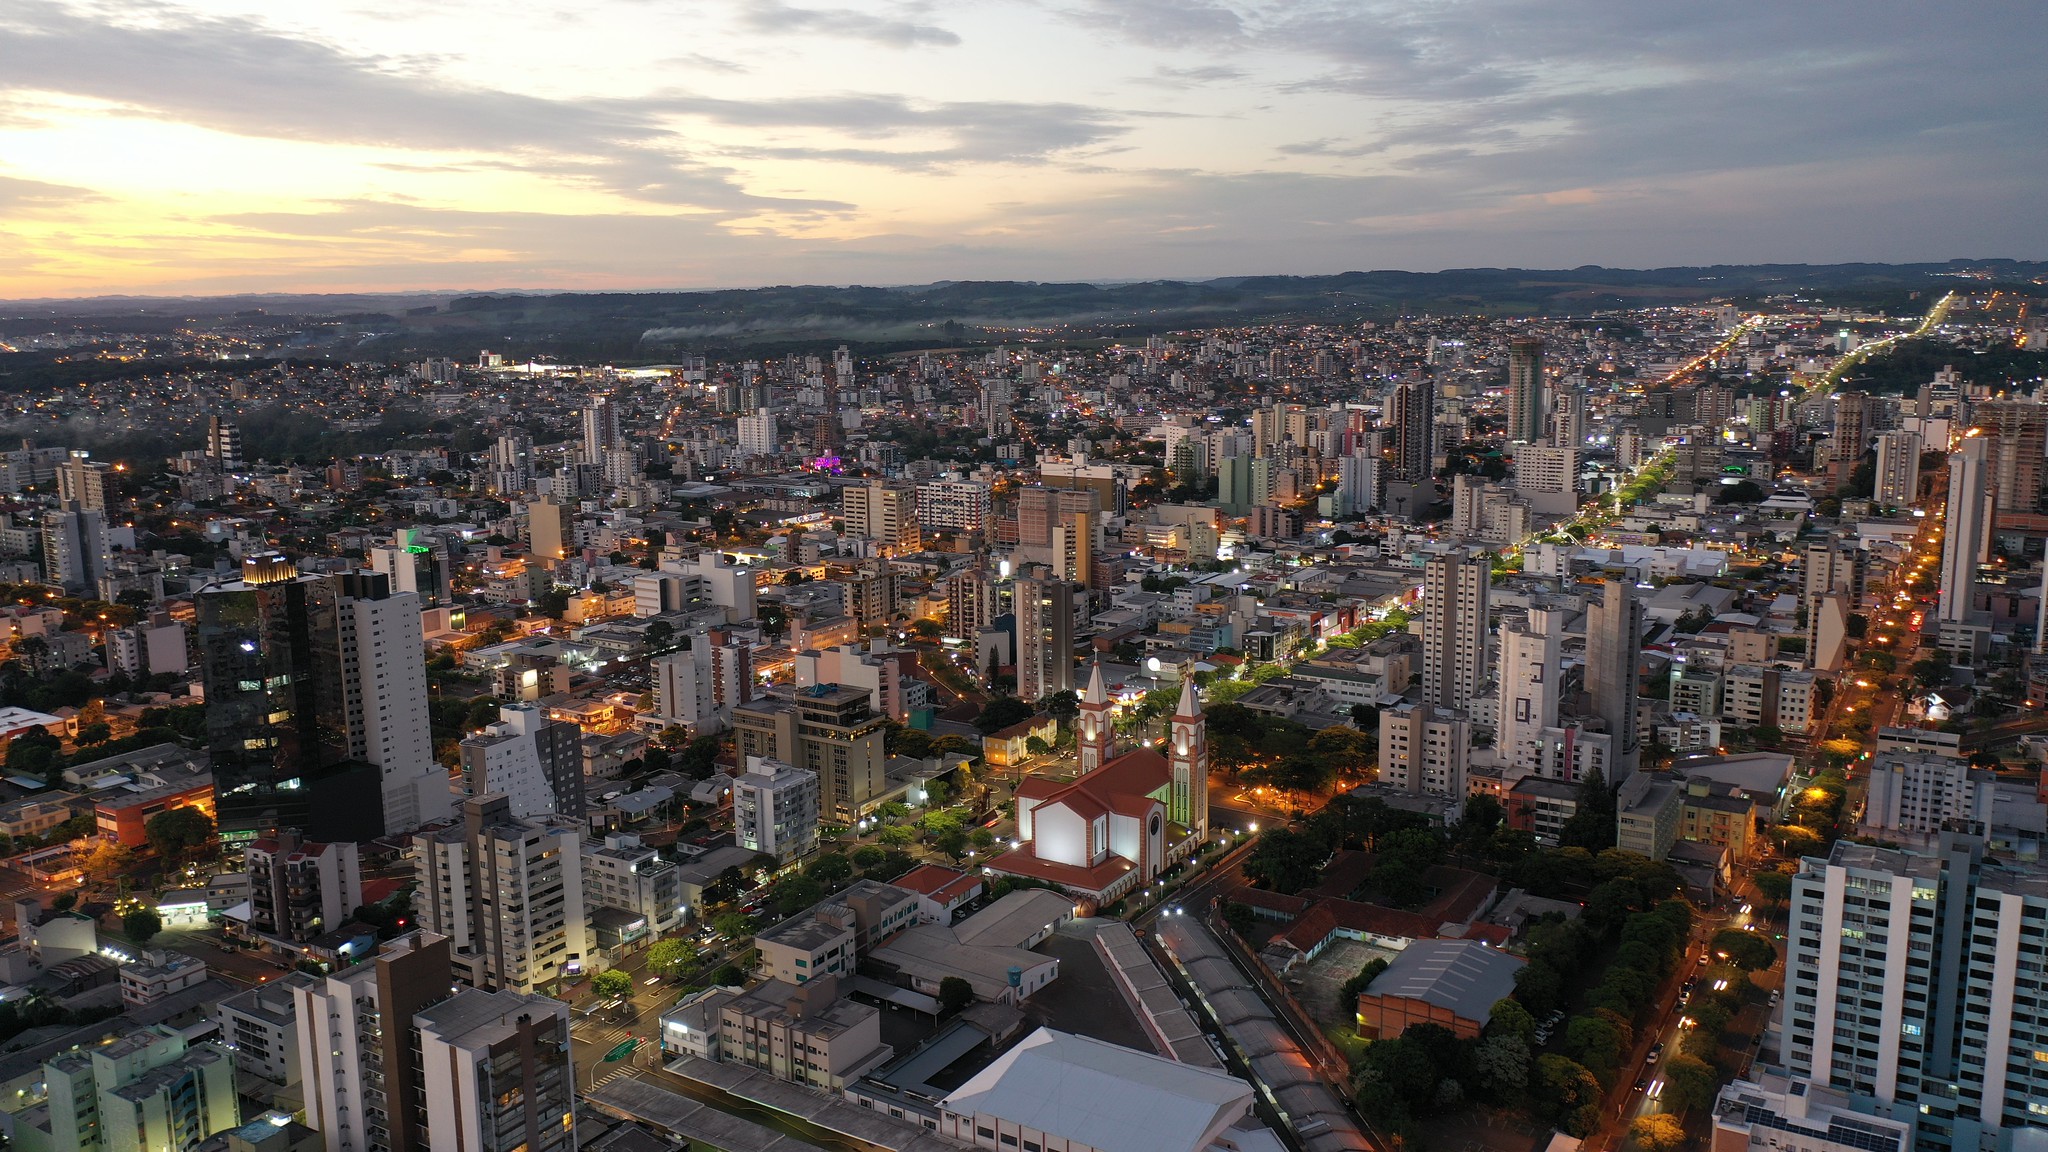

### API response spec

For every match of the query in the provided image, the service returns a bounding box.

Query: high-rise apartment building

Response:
[1336,449,1381,515]
[734,755,820,862]
[487,431,534,495]
[16,1022,239,1152]
[39,503,110,594]
[526,496,572,565]
[1388,378,1435,484]
[1378,702,1470,799]
[197,558,449,843]
[294,931,575,1152]
[1873,429,1922,507]
[1973,399,2048,513]
[843,482,921,552]
[411,794,591,995]
[915,478,991,533]
[206,415,244,468]
[582,831,686,941]
[1013,570,1076,704]
[1506,337,1546,443]
[1782,835,2048,1151]
[56,451,113,512]
[245,829,363,943]
[581,395,618,463]
[1421,552,1490,711]
[1512,444,1579,515]
[1938,433,1992,628]
[732,685,887,822]
[1584,580,1643,782]
[1498,606,1565,774]
[1831,390,1869,463]
[650,629,753,734]
[458,703,583,819]
[736,408,778,457]
[946,567,997,640]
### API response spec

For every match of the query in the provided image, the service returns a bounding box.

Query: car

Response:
[1647,1043,1663,1065]
[1634,1077,1649,1093]
[644,976,662,985]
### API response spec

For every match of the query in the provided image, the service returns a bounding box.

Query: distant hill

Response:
[5,261,2042,361]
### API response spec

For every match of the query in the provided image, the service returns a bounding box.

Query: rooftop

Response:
[941,1028,1252,1152]
[1362,939,1526,1020]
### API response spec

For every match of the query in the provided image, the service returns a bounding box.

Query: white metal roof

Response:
[942,1028,1252,1152]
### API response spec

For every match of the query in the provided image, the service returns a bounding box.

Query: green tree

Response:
[1243,828,1327,895]
[1663,1053,1721,1113]
[1042,689,1080,726]
[1534,1055,1603,1136]
[934,828,970,861]
[1711,928,1777,971]
[973,696,1034,735]
[1471,1034,1531,1103]
[122,908,163,948]
[1488,998,1537,1044]
[1752,870,1793,908]
[1221,902,1255,936]
[1565,1011,1633,1080]
[144,806,215,862]
[771,877,825,917]
[647,938,699,979]
[1025,735,1052,758]
[852,844,889,871]
[713,912,757,940]
[805,853,854,886]
[1632,1114,1685,1152]
[76,721,112,747]
[938,976,975,1013]
[591,969,633,1000]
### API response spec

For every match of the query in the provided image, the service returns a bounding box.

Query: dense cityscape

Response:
[0,268,2040,1152]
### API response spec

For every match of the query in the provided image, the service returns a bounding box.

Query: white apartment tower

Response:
[1378,701,1470,800]
[652,629,752,734]
[737,408,778,458]
[336,573,454,833]
[734,755,820,862]
[1873,429,1922,508]
[1938,433,1992,627]
[411,794,591,995]
[458,703,584,819]
[1498,606,1565,774]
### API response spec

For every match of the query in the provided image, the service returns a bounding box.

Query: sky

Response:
[0,0,2040,297]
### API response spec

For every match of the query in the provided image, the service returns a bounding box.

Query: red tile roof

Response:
[891,864,983,904]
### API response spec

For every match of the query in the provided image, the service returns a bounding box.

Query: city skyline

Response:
[0,0,2041,296]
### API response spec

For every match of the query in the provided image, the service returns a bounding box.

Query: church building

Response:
[984,661,1209,909]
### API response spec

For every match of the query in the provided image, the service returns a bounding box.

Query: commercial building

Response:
[732,684,887,823]
[938,1028,1258,1152]
[411,794,592,994]
[458,703,583,819]
[733,756,819,862]
[866,889,1069,1004]
[1860,753,1992,839]
[197,557,450,843]
[245,830,363,944]
[1421,551,1490,711]
[1722,665,1817,734]
[1355,939,1527,1040]
[754,880,921,985]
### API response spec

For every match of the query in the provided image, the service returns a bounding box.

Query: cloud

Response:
[0,172,103,212]
[1056,0,1244,49]
[0,1,822,212]
[660,52,751,74]
[657,93,1131,168]
[1135,64,1247,89]
[736,1,960,48]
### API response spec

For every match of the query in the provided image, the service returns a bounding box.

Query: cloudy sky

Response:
[0,0,2038,296]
